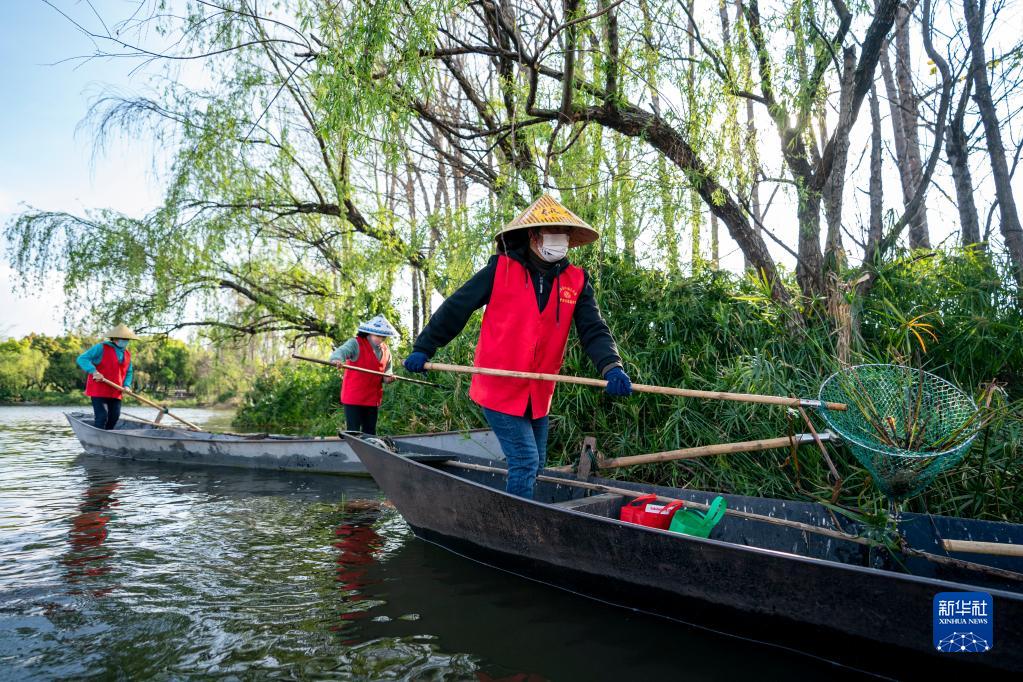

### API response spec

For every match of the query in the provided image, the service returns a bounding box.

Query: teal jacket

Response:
[329,338,393,372]
[76,342,133,389]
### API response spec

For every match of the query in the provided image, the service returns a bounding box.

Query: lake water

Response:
[0,406,863,680]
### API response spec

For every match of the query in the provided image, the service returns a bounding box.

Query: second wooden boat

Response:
[66,412,504,475]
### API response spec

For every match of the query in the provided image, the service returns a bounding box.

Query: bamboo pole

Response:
[96,377,201,431]
[293,354,445,389]
[595,432,836,469]
[440,460,1023,582]
[446,459,872,543]
[424,362,847,411]
[798,406,843,501]
[943,539,1023,558]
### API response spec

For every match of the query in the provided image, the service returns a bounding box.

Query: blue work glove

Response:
[403,351,429,374]
[604,367,632,396]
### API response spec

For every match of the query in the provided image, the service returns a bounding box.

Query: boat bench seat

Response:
[550,493,624,518]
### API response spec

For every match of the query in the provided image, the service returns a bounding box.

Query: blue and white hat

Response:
[357,314,399,338]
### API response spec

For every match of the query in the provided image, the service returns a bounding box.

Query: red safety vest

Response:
[84,343,131,399]
[340,336,390,407]
[469,255,584,418]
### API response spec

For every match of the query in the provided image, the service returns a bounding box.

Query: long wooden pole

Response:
[595,432,836,469]
[96,377,201,431]
[943,539,1023,558]
[293,354,445,389]
[446,459,871,543]
[441,460,1023,582]
[424,362,847,411]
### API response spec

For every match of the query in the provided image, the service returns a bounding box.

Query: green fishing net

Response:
[818,364,980,501]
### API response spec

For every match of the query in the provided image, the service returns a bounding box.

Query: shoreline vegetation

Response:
[0,391,237,410]
[3,1,1022,530]
[235,254,1023,524]
[6,254,1021,525]
[0,333,259,410]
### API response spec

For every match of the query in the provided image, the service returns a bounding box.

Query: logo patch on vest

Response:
[559,286,579,304]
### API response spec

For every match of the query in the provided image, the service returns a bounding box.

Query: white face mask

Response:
[538,233,570,262]
[113,340,129,349]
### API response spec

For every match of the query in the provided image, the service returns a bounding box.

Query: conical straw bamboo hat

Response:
[357,314,399,338]
[104,323,139,340]
[494,194,599,247]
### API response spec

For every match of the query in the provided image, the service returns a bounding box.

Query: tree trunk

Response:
[639,0,680,271]
[893,1,930,248]
[746,96,762,273]
[710,213,719,268]
[823,48,855,272]
[867,84,884,259]
[945,75,982,247]
[797,190,825,299]
[963,0,1022,281]
[614,135,638,260]
[880,37,930,248]
[686,0,701,271]
[656,156,680,271]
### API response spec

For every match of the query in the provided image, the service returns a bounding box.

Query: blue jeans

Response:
[91,397,121,430]
[482,407,549,499]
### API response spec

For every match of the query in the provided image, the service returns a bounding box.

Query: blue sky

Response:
[0,1,167,337]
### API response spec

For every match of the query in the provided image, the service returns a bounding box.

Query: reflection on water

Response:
[0,406,860,680]
[334,519,384,630]
[63,475,120,594]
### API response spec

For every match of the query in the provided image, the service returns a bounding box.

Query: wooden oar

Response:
[423,362,847,411]
[943,539,1023,558]
[292,354,445,389]
[95,376,201,431]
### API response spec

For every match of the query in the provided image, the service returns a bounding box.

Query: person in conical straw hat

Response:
[76,324,140,430]
[404,194,632,499]
[329,314,399,435]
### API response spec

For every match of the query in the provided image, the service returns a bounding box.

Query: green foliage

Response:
[0,339,48,399]
[0,333,256,404]
[236,364,343,434]
[859,248,1023,395]
[237,252,1022,521]
[132,338,195,394]
[27,333,86,392]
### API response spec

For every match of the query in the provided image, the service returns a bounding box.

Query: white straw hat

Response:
[357,315,399,337]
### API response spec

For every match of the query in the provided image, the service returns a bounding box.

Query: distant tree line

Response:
[0,333,256,403]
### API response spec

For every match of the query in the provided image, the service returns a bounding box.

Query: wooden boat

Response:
[65,411,503,475]
[343,434,1023,677]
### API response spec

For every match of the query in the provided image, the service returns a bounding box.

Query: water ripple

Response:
[1,406,853,681]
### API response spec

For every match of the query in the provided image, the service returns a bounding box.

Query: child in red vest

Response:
[330,315,398,435]
[76,324,138,430]
[403,195,632,499]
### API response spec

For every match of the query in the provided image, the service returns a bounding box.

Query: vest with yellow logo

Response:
[469,255,584,418]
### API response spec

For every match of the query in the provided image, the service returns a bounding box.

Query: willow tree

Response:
[349,0,906,310]
[5,0,473,342]
[8,0,919,337]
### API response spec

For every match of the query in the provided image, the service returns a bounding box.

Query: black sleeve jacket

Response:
[411,253,623,376]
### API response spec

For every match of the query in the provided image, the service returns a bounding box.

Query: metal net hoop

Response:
[818,364,980,501]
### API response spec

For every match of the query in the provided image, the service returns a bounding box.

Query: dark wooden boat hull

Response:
[344,435,1023,677]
